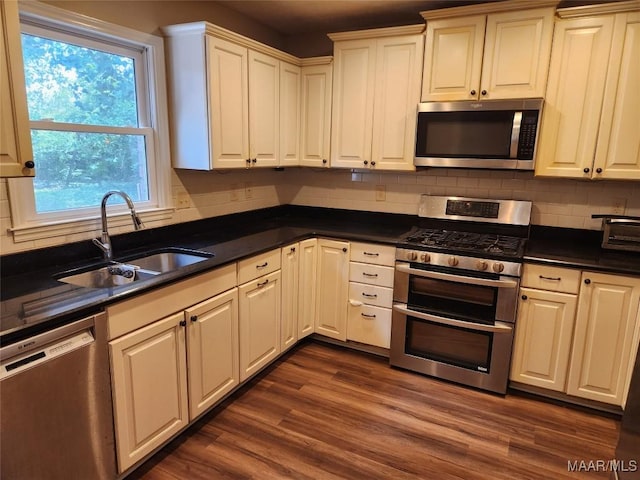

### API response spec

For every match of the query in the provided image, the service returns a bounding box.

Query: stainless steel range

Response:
[390,195,532,394]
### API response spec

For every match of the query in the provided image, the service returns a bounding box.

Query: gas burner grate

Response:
[401,229,525,258]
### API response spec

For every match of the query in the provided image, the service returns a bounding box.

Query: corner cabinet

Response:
[329,26,424,171]
[315,239,350,340]
[420,4,556,101]
[162,22,300,169]
[536,3,640,180]
[1,0,34,177]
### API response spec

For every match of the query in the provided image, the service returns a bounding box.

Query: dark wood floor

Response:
[130,341,620,480]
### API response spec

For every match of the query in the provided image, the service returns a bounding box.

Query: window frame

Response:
[7,1,172,243]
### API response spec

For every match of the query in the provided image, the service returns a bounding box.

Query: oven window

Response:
[408,276,497,324]
[415,111,514,158]
[406,317,492,372]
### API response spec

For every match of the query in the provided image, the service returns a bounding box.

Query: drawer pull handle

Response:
[257,279,269,287]
[539,275,561,281]
[361,313,377,319]
[362,292,377,298]
[362,272,378,278]
[256,262,268,268]
[363,252,379,257]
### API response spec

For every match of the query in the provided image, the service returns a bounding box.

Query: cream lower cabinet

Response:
[281,243,299,352]
[315,239,350,340]
[567,272,640,406]
[536,6,640,180]
[298,238,318,338]
[238,250,282,381]
[329,27,423,171]
[0,0,34,177]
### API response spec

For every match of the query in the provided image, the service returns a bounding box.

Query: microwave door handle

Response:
[393,303,513,334]
[395,263,518,289]
[510,111,523,159]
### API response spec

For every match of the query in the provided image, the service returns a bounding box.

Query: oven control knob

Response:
[407,251,418,261]
[448,256,459,267]
[420,252,431,263]
[476,260,488,271]
[492,262,505,273]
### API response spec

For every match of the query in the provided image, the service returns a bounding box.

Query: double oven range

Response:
[390,195,532,394]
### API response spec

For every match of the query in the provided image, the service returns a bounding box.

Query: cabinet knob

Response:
[363,160,368,166]
[596,168,602,174]
[521,295,528,300]
[252,158,257,164]
[584,167,590,173]
[584,278,591,285]
[290,247,296,253]
[322,159,327,164]
[371,161,376,166]
[342,247,348,253]
[179,320,187,327]
[481,90,487,96]
[246,158,251,164]
[24,161,35,169]
[190,315,198,323]
[470,90,476,96]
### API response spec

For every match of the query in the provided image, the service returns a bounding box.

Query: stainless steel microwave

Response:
[414,98,543,170]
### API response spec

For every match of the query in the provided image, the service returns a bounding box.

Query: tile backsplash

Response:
[2,168,639,255]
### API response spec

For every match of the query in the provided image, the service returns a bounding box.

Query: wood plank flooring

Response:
[129,341,620,480]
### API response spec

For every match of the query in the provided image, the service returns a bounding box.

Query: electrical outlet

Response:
[176,191,191,209]
[230,184,240,202]
[375,184,386,202]
[245,182,253,199]
[611,197,627,215]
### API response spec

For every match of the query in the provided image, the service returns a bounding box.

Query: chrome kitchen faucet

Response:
[92,191,144,261]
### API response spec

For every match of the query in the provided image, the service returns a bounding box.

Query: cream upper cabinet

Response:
[330,26,424,171]
[421,6,555,101]
[536,4,640,180]
[281,244,299,352]
[1,0,34,177]
[566,271,640,406]
[163,23,300,170]
[315,238,350,340]
[299,61,332,168]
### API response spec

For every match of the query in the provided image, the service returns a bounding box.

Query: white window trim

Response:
[7,1,173,243]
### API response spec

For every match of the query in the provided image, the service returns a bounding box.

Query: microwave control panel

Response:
[517,111,539,160]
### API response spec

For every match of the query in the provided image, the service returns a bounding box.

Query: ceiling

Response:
[216,0,601,37]
[217,0,497,36]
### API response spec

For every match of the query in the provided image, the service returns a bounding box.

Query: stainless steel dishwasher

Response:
[0,312,117,479]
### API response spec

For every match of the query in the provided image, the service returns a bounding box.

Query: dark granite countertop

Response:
[2,206,639,344]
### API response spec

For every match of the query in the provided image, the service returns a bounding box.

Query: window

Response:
[8,2,171,242]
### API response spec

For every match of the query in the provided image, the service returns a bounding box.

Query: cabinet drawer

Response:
[238,249,281,285]
[347,302,391,349]
[349,262,394,288]
[350,242,395,266]
[522,264,581,294]
[349,282,393,308]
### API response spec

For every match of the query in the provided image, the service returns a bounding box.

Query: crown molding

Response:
[420,0,559,20]
[556,0,639,18]
[328,24,424,42]
[300,56,333,67]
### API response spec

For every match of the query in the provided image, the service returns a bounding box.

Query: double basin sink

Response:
[56,247,214,289]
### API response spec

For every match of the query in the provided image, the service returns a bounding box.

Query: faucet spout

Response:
[95,191,144,262]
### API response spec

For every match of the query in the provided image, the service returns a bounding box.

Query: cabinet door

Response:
[248,50,279,167]
[421,15,485,102]
[315,239,349,341]
[0,1,34,177]
[298,237,318,338]
[279,62,301,167]
[510,288,577,392]
[300,64,332,167]
[207,36,250,169]
[185,288,239,420]
[567,272,640,406]
[281,244,299,352]
[535,16,615,178]
[371,35,422,171]
[481,8,555,100]
[109,312,188,472]
[594,12,640,180]
[239,270,281,381]
[331,39,375,168]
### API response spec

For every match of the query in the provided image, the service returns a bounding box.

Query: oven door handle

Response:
[395,263,518,289]
[393,303,514,334]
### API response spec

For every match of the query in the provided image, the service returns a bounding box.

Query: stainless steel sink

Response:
[119,248,214,273]
[56,247,214,289]
[57,264,160,289]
